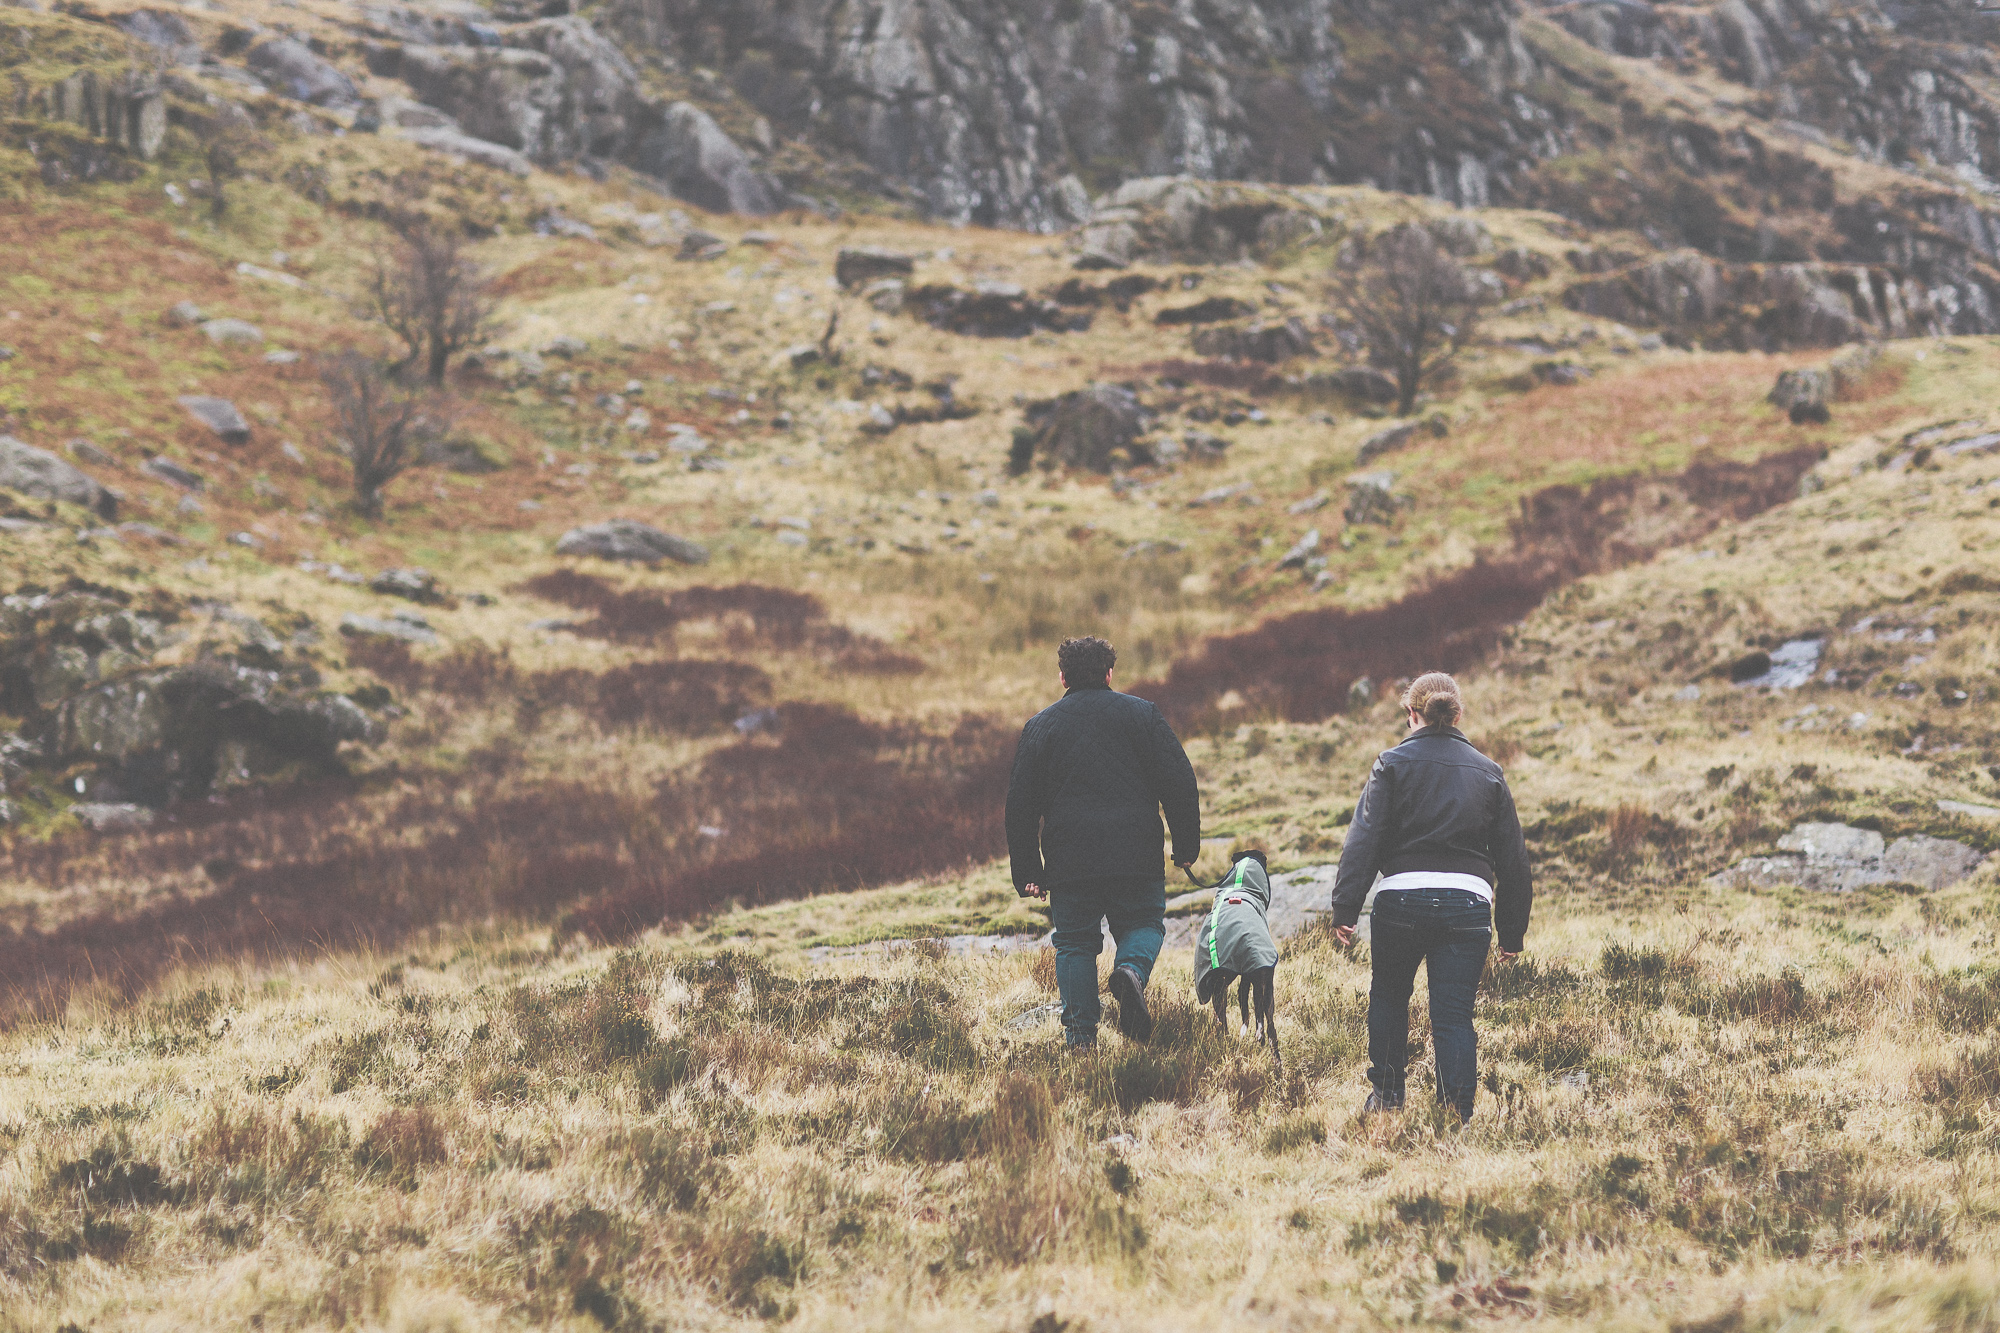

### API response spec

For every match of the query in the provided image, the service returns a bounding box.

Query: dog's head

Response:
[1236,849,1268,871]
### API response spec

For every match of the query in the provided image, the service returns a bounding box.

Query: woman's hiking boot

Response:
[1108,964,1153,1042]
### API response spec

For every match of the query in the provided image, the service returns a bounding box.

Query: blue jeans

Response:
[1048,877,1166,1046]
[1367,888,1492,1117]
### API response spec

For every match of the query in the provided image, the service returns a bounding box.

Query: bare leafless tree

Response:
[320,352,435,519]
[364,216,495,387]
[1329,223,1487,417]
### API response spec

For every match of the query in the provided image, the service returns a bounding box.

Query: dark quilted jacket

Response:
[1004,685,1201,889]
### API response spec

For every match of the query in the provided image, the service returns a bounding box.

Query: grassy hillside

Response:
[9,4,2000,1323]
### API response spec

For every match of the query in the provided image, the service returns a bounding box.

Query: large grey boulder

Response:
[1021,384,1149,473]
[0,436,117,518]
[555,519,709,564]
[340,611,442,645]
[177,396,250,445]
[246,37,360,107]
[0,589,388,806]
[401,126,534,176]
[1709,821,1988,893]
[400,20,642,165]
[636,102,781,215]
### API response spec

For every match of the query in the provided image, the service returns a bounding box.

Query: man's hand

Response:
[1020,883,1046,900]
[1495,948,1518,963]
[1333,925,1356,948]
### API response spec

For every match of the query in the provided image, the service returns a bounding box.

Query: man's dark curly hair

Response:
[1058,635,1117,687]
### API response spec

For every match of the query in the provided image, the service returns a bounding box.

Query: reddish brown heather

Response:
[1136,447,1820,729]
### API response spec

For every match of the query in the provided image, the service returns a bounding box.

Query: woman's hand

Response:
[1020,883,1045,900]
[1495,949,1518,963]
[1333,925,1356,947]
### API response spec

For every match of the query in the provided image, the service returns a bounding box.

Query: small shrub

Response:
[1264,1112,1327,1154]
[1510,1019,1597,1073]
[46,1136,177,1207]
[621,1125,720,1211]
[354,1107,449,1189]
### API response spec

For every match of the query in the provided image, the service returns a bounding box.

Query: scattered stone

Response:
[246,36,359,106]
[1073,222,1137,270]
[1732,638,1821,690]
[1181,430,1230,460]
[1022,384,1148,472]
[1769,366,1831,424]
[72,802,155,832]
[177,494,205,518]
[837,247,915,289]
[863,278,906,313]
[142,456,205,491]
[369,567,446,604]
[200,318,263,344]
[1939,799,2000,821]
[677,228,728,261]
[401,126,533,176]
[177,396,251,445]
[1188,481,1253,508]
[1317,367,1398,403]
[907,283,1089,338]
[264,349,300,365]
[1347,676,1374,708]
[1357,415,1448,463]
[0,799,15,826]
[555,519,709,565]
[1673,684,1702,702]
[1288,491,1330,516]
[542,335,589,358]
[0,436,119,518]
[1277,528,1321,569]
[339,611,441,646]
[1154,296,1257,326]
[1710,821,1986,893]
[1189,318,1313,363]
[1006,1001,1062,1031]
[777,344,821,369]
[164,300,205,327]
[1533,360,1591,386]
[1343,471,1409,525]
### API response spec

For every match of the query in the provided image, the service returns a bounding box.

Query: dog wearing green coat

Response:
[1192,850,1281,1068]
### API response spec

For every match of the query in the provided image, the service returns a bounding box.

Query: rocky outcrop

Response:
[0,588,386,806]
[245,37,360,107]
[1019,384,1150,473]
[605,0,1543,228]
[1709,821,1986,894]
[0,436,117,518]
[1560,250,1981,351]
[556,520,709,564]
[634,101,782,215]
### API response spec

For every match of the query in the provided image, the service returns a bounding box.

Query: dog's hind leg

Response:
[1212,986,1230,1032]
[1238,975,1253,1039]
[1253,968,1282,1074]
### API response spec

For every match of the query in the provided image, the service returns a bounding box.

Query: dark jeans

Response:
[1367,888,1492,1117]
[1048,877,1166,1046]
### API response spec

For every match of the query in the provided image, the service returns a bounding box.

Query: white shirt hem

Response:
[1374,871,1494,902]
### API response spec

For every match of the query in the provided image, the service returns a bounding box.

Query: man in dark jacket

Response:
[1330,672,1531,1120]
[1007,636,1202,1048]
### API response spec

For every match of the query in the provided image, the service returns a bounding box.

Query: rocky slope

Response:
[20,0,2000,347]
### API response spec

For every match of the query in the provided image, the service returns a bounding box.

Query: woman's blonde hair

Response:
[1401,672,1463,727]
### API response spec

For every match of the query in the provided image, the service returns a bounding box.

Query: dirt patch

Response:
[1136,447,1820,729]
[519,573,922,674]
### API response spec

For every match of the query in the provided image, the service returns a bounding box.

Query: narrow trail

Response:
[0,449,1819,1016]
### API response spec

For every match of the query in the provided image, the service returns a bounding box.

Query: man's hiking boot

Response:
[1108,965,1153,1043]
[1359,1087,1405,1118]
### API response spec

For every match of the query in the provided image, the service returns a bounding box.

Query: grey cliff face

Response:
[601,0,1547,228]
